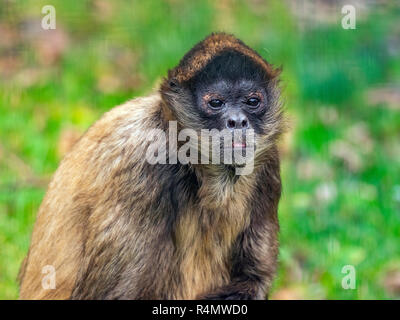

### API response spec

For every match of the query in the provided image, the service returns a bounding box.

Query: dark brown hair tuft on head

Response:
[166,33,281,84]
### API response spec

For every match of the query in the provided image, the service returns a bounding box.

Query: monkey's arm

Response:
[200,219,279,300]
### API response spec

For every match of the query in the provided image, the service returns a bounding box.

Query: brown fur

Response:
[167,33,280,83]
[19,33,284,300]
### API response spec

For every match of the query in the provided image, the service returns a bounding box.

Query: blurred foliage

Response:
[0,0,399,299]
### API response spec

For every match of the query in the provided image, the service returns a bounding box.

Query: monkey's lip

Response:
[232,142,246,148]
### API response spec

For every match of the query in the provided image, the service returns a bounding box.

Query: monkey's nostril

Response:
[227,119,236,129]
[241,119,248,128]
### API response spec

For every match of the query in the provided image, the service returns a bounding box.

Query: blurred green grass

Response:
[0,0,399,299]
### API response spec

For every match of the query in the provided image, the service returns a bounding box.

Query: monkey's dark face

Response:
[162,49,283,166]
[192,78,268,135]
[188,77,272,166]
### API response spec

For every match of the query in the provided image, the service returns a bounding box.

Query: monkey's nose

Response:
[226,114,249,129]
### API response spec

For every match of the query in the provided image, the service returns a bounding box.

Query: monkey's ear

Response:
[168,78,179,89]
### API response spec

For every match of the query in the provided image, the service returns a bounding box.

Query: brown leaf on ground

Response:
[97,74,122,93]
[97,48,143,93]
[270,286,307,300]
[329,140,363,172]
[34,29,69,66]
[21,19,69,66]
[296,158,333,181]
[318,106,339,126]
[345,122,374,154]
[0,23,19,49]
[93,0,114,21]
[383,270,400,296]
[0,55,22,77]
[214,0,235,30]
[366,87,400,110]
[13,68,49,88]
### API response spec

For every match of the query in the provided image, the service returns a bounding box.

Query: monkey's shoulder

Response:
[85,93,163,143]
[60,93,161,161]
[45,94,163,195]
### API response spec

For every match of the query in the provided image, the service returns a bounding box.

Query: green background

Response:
[0,0,399,299]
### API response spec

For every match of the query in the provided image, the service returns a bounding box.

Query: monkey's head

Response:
[160,33,284,167]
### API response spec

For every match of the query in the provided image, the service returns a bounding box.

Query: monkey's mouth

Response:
[217,139,256,166]
[232,142,246,148]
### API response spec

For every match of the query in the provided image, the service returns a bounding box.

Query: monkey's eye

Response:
[208,99,224,109]
[246,97,260,107]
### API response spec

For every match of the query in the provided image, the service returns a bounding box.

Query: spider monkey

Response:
[19,33,285,300]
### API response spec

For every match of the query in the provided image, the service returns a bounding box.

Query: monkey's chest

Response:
[173,208,248,299]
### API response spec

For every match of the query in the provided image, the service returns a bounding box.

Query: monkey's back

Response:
[19,94,165,299]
